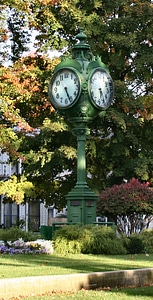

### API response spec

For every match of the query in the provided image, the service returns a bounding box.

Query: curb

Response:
[0,268,153,299]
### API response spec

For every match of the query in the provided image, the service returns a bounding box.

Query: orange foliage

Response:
[39,0,61,6]
[1,55,58,128]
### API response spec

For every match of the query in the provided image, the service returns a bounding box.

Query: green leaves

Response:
[0,0,153,208]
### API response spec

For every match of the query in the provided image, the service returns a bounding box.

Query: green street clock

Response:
[89,68,114,109]
[48,67,81,109]
[48,28,115,226]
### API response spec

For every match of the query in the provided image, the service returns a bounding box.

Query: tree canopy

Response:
[0,0,153,207]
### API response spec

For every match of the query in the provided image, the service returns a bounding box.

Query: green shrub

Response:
[79,226,94,254]
[124,234,144,254]
[53,237,81,255]
[81,226,126,255]
[53,224,127,255]
[53,224,82,241]
[140,229,153,253]
[0,227,37,243]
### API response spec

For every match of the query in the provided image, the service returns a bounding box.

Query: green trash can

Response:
[40,225,47,238]
[46,226,52,239]
[40,226,52,240]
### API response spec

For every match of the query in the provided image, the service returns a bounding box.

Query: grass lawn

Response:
[21,286,153,300]
[0,253,153,278]
[0,253,153,299]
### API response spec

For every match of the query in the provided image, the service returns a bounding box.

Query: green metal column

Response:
[74,127,90,186]
[67,125,97,225]
[77,131,86,185]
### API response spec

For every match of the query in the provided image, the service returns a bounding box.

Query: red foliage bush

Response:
[97,178,153,234]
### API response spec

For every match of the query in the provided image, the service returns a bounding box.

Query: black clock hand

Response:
[99,88,104,103]
[64,87,71,101]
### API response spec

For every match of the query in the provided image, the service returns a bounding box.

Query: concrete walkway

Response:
[0,268,153,299]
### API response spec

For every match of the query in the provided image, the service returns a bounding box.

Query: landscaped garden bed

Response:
[0,238,53,254]
[0,226,153,299]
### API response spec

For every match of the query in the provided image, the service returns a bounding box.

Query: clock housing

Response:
[89,68,114,109]
[48,68,81,109]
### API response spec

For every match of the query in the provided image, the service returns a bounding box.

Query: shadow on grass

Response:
[0,254,153,275]
[112,285,153,297]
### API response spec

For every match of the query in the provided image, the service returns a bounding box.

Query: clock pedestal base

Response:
[66,183,97,225]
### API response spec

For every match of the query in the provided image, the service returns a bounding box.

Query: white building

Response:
[0,150,67,231]
[1,150,152,233]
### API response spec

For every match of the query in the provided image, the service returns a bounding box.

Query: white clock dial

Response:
[89,69,114,109]
[49,68,80,108]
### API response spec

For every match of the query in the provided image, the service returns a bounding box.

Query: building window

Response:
[28,201,40,231]
[4,203,19,228]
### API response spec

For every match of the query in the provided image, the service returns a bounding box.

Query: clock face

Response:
[49,68,80,108]
[89,69,114,109]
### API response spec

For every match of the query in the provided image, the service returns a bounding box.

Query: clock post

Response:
[48,28,114,225]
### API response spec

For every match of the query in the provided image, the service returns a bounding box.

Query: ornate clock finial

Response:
[76,27,87,44]
[72,28,93,63]
[73,28,90,50]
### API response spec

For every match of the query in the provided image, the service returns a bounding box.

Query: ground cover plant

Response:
[0,239,53,255]
[0,227,53,255]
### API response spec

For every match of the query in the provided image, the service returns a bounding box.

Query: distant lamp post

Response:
[48,28,114,224]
